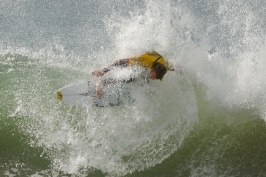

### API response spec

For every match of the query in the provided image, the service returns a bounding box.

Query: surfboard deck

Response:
[56,80,134,107]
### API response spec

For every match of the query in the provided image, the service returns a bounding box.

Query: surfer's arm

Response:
[92,59,129,77]
[110,59,129,67]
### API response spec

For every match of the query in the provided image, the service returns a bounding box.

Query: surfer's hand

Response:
[92,70,105,77]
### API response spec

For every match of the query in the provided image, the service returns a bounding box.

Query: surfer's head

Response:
[150,62,167,80]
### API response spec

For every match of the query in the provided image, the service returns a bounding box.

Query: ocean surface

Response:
[1,0,266,176]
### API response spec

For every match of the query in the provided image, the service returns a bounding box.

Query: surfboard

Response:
[56,80,135,107]
[56,81,95,107]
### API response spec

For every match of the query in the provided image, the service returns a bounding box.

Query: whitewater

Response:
[1,0,266,176]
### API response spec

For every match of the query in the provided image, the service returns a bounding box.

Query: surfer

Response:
[92,51,174,97]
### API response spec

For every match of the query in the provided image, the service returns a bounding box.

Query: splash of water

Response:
[8,54,197,175]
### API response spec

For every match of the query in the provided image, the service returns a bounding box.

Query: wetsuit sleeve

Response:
[102,78,135,85]
[101,59,129,74]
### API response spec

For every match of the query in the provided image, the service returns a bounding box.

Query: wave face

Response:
[1,0,266,176]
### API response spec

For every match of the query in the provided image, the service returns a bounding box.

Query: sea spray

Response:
[10,56,197,175]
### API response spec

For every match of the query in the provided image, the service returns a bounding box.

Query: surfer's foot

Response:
[96,80,103,97]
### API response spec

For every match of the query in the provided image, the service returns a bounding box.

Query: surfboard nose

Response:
[57,91,63,100]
